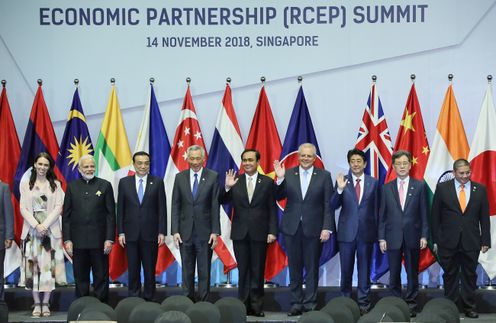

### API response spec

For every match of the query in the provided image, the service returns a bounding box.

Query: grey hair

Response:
[298,143,317,156]
[78,155,95,167]
[187,145,205,158]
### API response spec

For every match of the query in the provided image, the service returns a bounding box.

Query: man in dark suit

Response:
[171,145,220,302]
[331,148,378,314]
[221,149,277,317]
[274,143,334,315]
[432,158,490,319]
[378,150,428,317]
[0,181,14,301]
[117,151,166,301]
[62,155,115,301]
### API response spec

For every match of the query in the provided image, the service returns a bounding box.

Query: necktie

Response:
[247,177,254,203]
[399,180,405,209]
[138,178,144,204]
[302,170,309,198]
[459,184,466,213]
[355,178,361,202]
[192,173,199,199]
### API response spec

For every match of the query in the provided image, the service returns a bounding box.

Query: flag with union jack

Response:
[355,80,393,281]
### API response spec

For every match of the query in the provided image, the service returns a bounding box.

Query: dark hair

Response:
[241,149,260,161]
[347,148,366,163]
[453,158,470,171]
[133,151,150,163]
[29,152,58,192]
[392,150,412,164]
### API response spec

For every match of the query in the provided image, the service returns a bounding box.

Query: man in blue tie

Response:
[274,143,335,315]
[117,151,166,301]
[171,145,220,302]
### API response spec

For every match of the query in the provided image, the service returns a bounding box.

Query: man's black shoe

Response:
[360,308,369,316]
[288,309,302,316]
[465,310,479,319]
[409,310,417,318]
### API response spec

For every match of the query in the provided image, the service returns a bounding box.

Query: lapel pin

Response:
[258,178,262,183]
[150,182,153,185]
[202,178,206,181]
[473,186,477,191]
[96,190,102,196]
[295,172,299,175]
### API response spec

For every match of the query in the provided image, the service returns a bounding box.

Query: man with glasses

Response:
[378,150,428,317]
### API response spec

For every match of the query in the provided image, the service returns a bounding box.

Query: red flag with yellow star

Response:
[385,83,435,272]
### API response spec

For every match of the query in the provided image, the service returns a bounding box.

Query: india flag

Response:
[94,83,132,280]
[424,83,469,246]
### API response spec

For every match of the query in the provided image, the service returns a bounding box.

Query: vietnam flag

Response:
[94,83,132,280]
[385,82,435,272]
[469,81,496,279]
[424,83,469,263]
[245,85,287,280]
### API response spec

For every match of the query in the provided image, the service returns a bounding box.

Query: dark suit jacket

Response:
[117,175,166,242]
[62,177,116,249]
[432,179,490,251]
[0,182,14,250]
[171,168,220,241]
[331,174,379,243]
[220,173,278,242]
[276,167,335,238]
[378,178,428,250]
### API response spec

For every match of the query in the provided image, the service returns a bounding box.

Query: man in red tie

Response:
[432,158,490,319]
[378,150,428,317]
[331,148,379,315]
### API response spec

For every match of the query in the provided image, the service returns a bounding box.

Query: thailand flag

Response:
[206,83,242,274]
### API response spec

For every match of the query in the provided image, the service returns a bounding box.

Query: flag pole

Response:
[1,79,6,88]
[411,74,416,84]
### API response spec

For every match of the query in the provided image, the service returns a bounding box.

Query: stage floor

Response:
[5,286,496,322]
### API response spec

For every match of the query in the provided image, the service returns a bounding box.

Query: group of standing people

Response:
[0,143,490,319]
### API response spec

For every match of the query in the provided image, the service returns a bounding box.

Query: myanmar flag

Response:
[94,84,132,280]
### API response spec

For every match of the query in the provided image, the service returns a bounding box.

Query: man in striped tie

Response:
[378,150,428,317]
[432,159,490,319]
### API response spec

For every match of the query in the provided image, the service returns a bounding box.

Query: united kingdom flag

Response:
[355,81,393,281]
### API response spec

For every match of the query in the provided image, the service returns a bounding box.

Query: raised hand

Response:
[336,173,348,190]
[225,169,239,189]
[273,160,285,179]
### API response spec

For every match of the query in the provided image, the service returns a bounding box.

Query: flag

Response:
[55,87,94,187]
[424,83,469,263]
[132,83,175,274]
[0,83,22,276]
[278,86,337,265]
[164,85,208,263]
[468,82,496,279]
[245,85,287,280]
[94,84,132,280]
[385,83,436,272]
[355,81,393,281]
[206,83,241,274]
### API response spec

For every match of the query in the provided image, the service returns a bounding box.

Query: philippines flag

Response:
[164,85,208,262]
[206,82,241,274]
[355,81,393,281]
[132,82,175,274]
[278,86,337,265]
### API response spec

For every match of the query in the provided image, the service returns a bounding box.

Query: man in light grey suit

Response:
[171,145,220,302]
[274,143,335,315]
[0,181,14,301]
